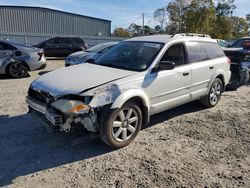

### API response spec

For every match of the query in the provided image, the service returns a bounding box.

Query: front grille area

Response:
[28,87,54,104]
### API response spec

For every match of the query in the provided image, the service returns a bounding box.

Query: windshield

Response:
[94,41,164,71]
[86,43,115,52]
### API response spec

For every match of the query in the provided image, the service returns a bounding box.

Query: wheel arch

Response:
[111,89,150,124]
[207,70,226,94]
[6,60,30,72]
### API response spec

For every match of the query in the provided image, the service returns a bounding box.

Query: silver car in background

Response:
[65,42,118,66]
[0,40,46,78]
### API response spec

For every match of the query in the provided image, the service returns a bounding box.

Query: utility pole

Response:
[142,13,145,35]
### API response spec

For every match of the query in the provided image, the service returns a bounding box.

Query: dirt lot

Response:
[0,60,249,188]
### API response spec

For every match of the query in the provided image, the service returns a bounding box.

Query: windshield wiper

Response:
[101,63,123,69]
[86,59,96,64]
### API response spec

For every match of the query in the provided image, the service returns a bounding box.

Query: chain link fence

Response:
[0,32,127,47]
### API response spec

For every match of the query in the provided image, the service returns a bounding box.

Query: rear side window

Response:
[203,43,225,59]
[56,38,72,44]
[0,43,4,50]
[0,42,17,50]
[186,42,208,63]
[47,39,55,45]
[72,38,84,44]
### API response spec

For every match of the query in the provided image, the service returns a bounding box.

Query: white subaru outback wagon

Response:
[27,34,231,148]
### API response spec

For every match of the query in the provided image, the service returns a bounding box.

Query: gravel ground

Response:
[0,60,249,188]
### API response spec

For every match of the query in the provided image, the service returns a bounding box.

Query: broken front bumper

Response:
[27,96,63,128]
[27,96,98,133]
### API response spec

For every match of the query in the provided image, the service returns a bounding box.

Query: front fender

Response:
[111,89,150,110]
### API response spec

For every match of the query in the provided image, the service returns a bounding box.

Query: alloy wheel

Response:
[111,108,139,142]
[209,81,222,106]
[9,62,27,78]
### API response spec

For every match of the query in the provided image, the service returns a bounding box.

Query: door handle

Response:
[209,66,214,70]
[183,72,189,76]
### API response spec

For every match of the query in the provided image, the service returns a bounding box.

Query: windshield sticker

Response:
[143,43,161,48]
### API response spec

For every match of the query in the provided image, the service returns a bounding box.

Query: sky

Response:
[0,0,249,30]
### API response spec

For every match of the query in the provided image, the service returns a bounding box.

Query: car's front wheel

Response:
[101,101,142,148]
[6,61,28,78]
[200,78,223,107]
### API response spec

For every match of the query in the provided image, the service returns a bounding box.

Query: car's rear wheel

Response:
[6,61,28,78]
[101,102,142,148]
[200,78,223,107]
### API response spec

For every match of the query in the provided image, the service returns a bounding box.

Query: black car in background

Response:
[224,40,250,90]
[33,37,88,57]
[229,37,250,48]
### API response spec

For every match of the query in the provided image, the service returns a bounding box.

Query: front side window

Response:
[186,42,208,63]
[160,43,186,66]
[95,41,164,71]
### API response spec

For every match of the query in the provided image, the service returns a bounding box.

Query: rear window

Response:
[186,42,208,63]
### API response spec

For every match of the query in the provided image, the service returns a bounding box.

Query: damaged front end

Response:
[27,84,121,133]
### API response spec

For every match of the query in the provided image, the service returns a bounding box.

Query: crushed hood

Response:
[31,63,136,96]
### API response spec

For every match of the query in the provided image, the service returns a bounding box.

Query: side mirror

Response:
[157,61,175,71]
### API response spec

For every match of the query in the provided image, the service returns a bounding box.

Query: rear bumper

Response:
[35,63,47,70]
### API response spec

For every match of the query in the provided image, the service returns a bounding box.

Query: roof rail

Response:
[171,33,211,38]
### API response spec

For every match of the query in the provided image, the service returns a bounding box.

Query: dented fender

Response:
[111,89,150,110]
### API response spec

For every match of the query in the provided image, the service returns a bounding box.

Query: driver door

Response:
[144,43,192,115]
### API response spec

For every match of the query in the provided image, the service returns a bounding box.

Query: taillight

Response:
[227,57,231,65]
[38,50,44,57]
[38,50,44,60]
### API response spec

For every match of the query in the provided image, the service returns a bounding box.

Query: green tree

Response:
[212,0,237,38]
[184,0,215,34]
[113,28,130,37]
[166,0,189,34]
[230,16,249,38]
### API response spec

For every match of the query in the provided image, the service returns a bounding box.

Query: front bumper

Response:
[27,96,63,127]
[27,96,98,133]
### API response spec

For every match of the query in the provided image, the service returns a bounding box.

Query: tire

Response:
[6,61,28,78]
[200,78,223,108]
[100,102,142,149]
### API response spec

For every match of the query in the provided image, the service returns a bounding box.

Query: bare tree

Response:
[153,7,167,31]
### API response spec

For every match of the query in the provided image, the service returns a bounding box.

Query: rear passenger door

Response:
[185,42,216,99]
